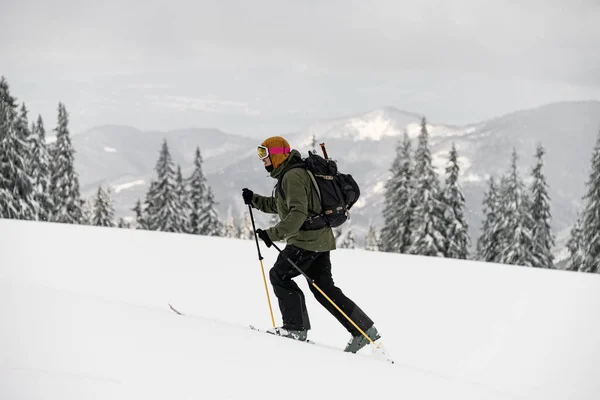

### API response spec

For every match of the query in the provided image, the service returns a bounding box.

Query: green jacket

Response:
[251,150,336,252]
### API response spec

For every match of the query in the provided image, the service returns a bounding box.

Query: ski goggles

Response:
[257,145,291,160]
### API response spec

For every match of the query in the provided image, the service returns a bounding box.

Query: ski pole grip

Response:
[320,143,329,160]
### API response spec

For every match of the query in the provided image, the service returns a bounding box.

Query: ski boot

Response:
[344,325,381,353]
[266,326,308,342]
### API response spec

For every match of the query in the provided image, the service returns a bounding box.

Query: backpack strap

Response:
[276,160,328,231]
[305,169,322,203]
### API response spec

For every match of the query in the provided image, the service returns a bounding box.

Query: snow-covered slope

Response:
[1,219,599,399]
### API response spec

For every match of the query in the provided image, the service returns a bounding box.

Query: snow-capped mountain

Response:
[70,101,600,259]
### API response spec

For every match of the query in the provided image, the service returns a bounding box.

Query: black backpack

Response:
[277,151,360,229]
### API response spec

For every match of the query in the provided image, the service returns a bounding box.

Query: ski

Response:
[169,303,183,315]
[249,324,318,345]
[249,324,395,364]
[170,305,394,364]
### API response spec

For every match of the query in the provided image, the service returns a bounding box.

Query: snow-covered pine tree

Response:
[494,174,510,255]
[339,221,356,249]
[0,79,36,220]
[566,212,584,271]
[365,224,380,251]
[223,206,239,238]
[577,129,600,273]
[380,131,414,253]
[380,139,403,252]
[92,186,116,227]
[269,213,279,226]
[30,115,53,221]
[565,212,584,271]
[441,143,470,259]
[141,180,158,230]
[333,227,343,246]
[408,117,446,257]
[132,198,148,230]
[81,197,94,225]
[188,146,208,235]
[148,139,181,232]
[117,218,131,229]
[529,144,555,268]
[477,177,502,262]
[15,103,38,220]
[174,165,192,233]
[310,134,318,154]
[49,103,84,224]
[198,186,221,236]
[497,149,536,267]
[239,210,254,240]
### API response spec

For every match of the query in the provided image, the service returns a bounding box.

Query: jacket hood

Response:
[269,149,303,179]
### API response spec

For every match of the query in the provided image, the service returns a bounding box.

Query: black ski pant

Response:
[269,244,374,336]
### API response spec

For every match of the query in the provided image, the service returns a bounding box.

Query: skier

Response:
[242,135,380,353]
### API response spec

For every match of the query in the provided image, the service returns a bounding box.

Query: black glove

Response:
[242,188,254,205]
[255,229,273,248]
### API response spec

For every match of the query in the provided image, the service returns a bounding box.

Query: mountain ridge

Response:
[67,100,600,260]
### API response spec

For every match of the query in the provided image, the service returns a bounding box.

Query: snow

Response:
[104,146,117,153]
[112,180,145,193]
[463,173,485,183]
[406,122,475,139]
[346,112,401,141]
[372,180,386,194]
[1,218,600,399]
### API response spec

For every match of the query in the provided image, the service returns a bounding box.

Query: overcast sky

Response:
[2,0,599,137]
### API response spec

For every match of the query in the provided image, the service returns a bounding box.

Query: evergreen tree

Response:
[198,187,221,236]
[239,210,254,240]
[269,213,280,226]
[142,180,158,230]
[223,206,239,238]
[339,221,356,249]
[333,227,343,245]
[380,139,403,252]
[132,198,148,230]
[310,134,318,154]
[92,186,116,227]
[174,165,192,233]
[380,131,414,253]
[408,117,446,256]
[496,149,536,267]
[188,147,208,235]
[566,212,584,271]
[0,79,35,219]
[441,143,471,259]
[49,103,84,224]
[577,129,600,273]
[30,115,53,221]
[148,139,180,232]
[81,197,94,225]
[477,177,502,262]
[117,218,131,229]
[365,224,380,251]
[529,145,555,268]
[15,103,38,219]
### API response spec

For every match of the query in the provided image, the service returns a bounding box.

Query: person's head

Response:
[257,136,291,172]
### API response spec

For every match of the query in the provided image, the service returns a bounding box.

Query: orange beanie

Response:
[261,136,291,169]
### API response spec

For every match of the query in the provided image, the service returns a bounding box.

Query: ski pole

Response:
[248,205,276,328]
[270,242,376,347]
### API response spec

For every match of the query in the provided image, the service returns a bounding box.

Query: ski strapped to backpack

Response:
[277,143,360,230]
